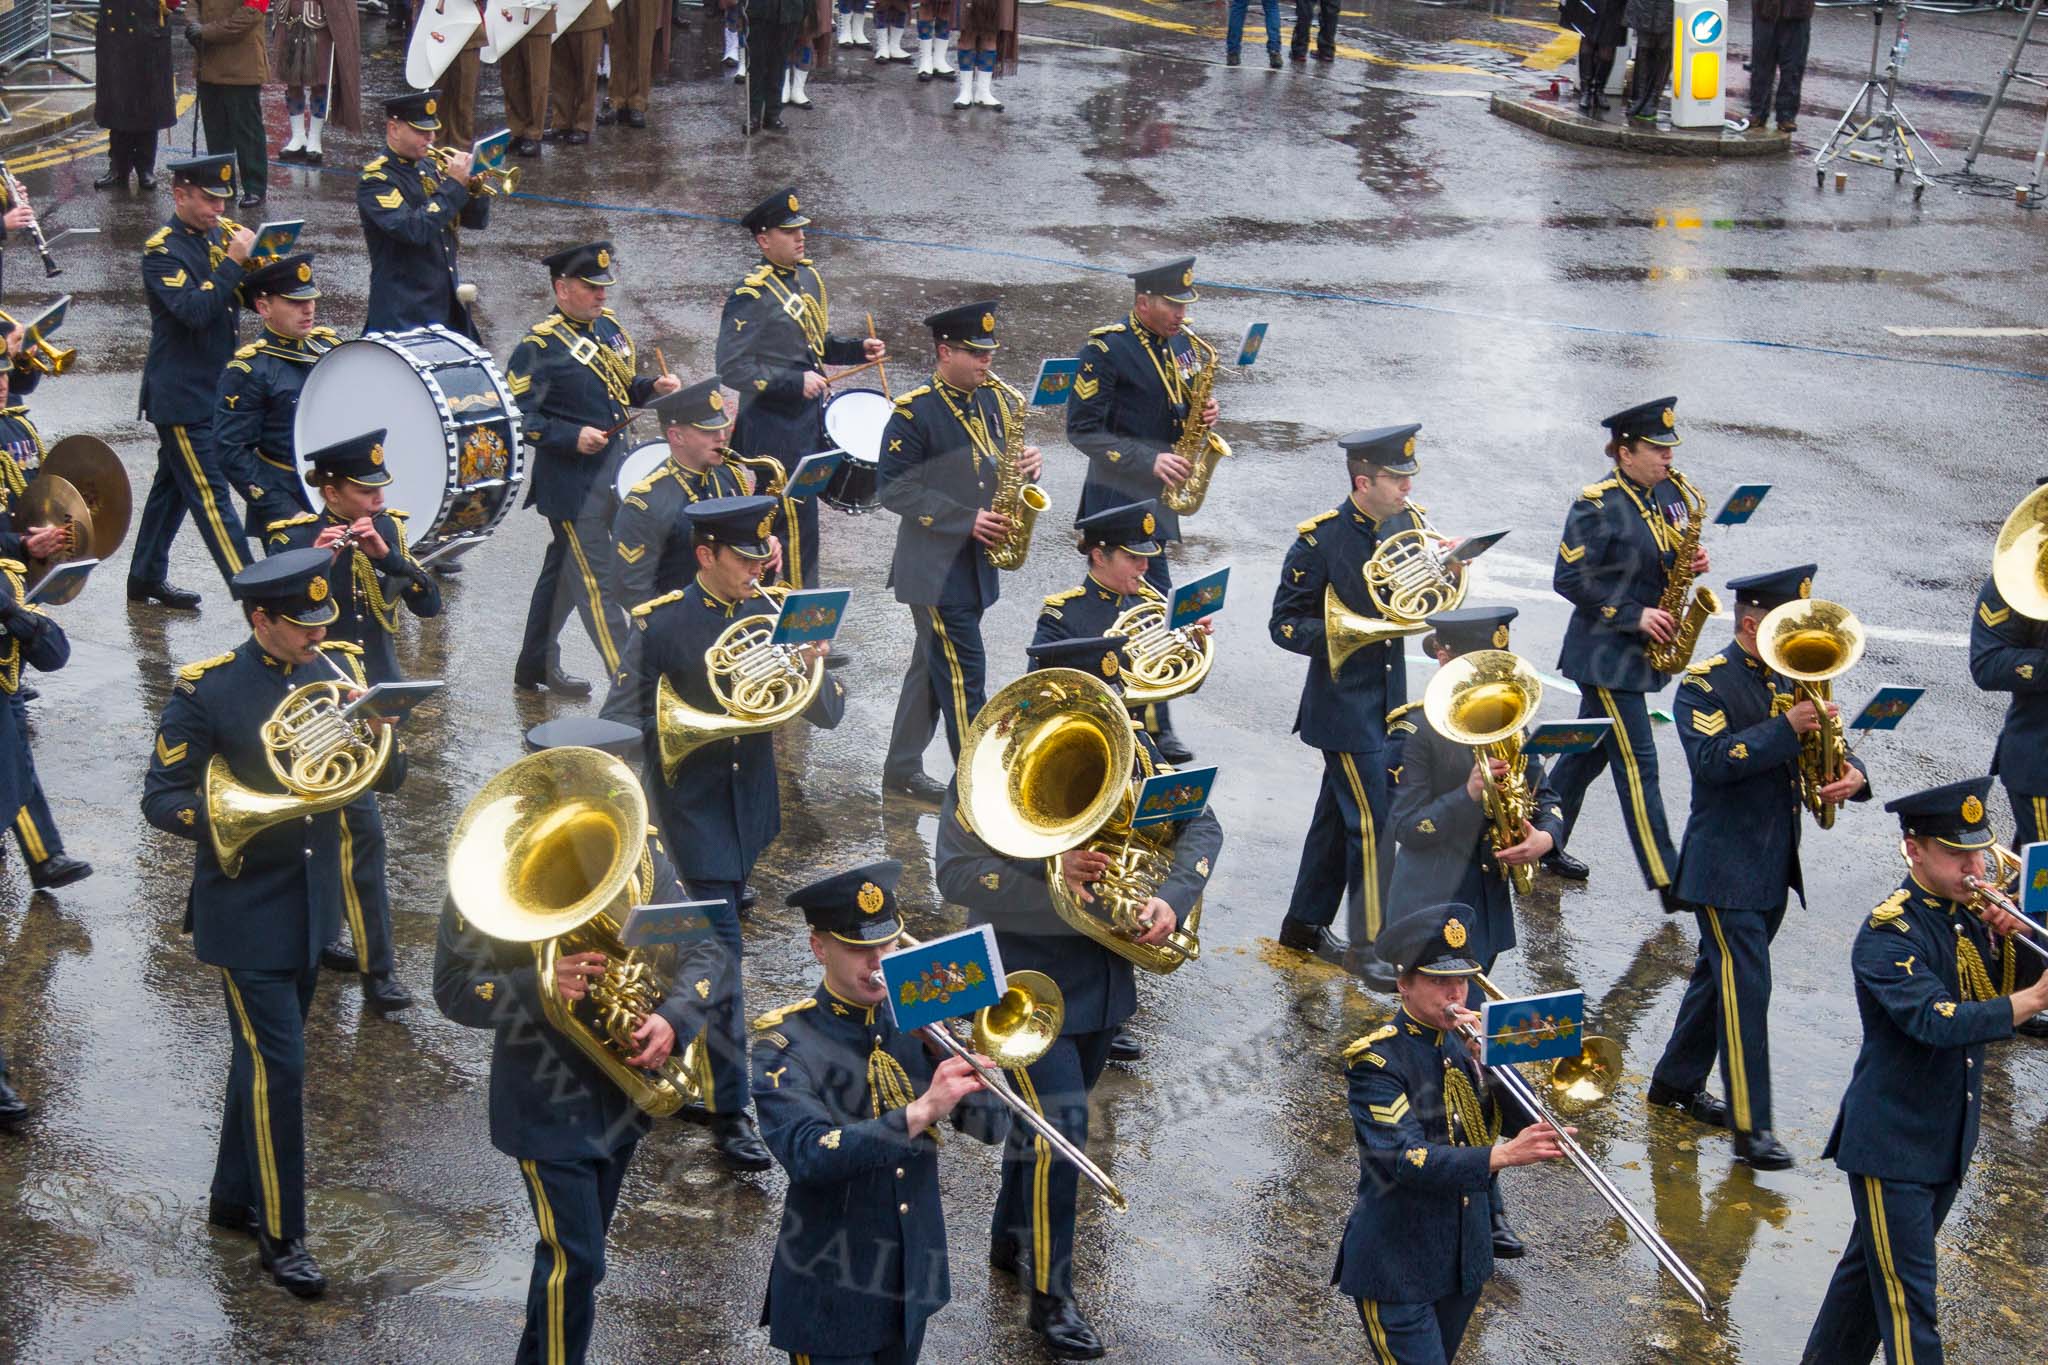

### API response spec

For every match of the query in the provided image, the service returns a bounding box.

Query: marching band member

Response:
[216,252,328,530]
[752,860,1009,1365]
[506,241,678,699]
[435,717,711,1365]
[1801,778,2048,1365]
[133,153,257,607]
[1335,905,1569,1365]
[1648,566,1868,1172]
[1065,257,1215,763]
[1970,483,2048,848]
[607,379,761,617]
[716,189,885,592]
[143,549,410,1298]
[879,301,1039,804]
[358,91,483,339]
[937,636,1221,1360]
[1381,606,1562,1257]
[632,495,846,1172]
[0,340,87,891]
[1269,425,1427,984]
[265,430,440,1015]
[1543,397,1706,899]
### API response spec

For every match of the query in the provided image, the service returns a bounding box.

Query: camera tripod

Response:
[1814,1,1943,197]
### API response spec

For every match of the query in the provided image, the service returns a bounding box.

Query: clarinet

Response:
[0,162,60,278]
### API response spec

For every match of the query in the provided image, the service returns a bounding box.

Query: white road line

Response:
[1884,326,2048,338]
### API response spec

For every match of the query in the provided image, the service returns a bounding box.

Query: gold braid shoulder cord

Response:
[933,382,1002,475]
[867,1044,940,1143]
[756,268,829,361]
[1443,1060,1499,1146]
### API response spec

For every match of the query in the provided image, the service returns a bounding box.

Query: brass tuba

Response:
[982,373,1049,572]
[1159,326,1230,516]
[206,657,395,877]
[1423,649,1544,897]
[448,746,711,1118]
[1108,598,1212,707]
[1992,484,2048,622]
[1758,597,1865,829]
[654,584,826,781]
[956,668,1202,974]
[1642,471,1719,675]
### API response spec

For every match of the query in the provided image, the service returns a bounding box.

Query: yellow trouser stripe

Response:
[15,806,48,864]
[1703,908,1751,1133]
[2033,796,2045,841]
[562,523,621,673]
[1336,753,1384,941]
[782,494,802,588]
[1594,687,1670,886]
[1011,1064,1054,1294]
[1358,1300,1397,1364]
[521,1159,569,1365]
[928,608,971,741]
[172,424,246,575]
[1864,1175,1915,1365]
[223,972,283,1239]
[338,815,368,969]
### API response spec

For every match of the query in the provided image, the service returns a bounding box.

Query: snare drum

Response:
[294,325,526,546]
[614,439,670,502]
[820,388,892,514]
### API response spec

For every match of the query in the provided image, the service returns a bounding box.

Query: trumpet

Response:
[428,144,520,198]
[1458,972,1712,1317]
[868,937,1126,1211]
[1758,597,1865,829]
[1423,649,1543,897]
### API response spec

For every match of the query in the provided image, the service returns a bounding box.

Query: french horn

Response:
[1108,599,1212,707]
[654,585,827,781]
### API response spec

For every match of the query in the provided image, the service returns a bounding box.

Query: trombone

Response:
[1460,972,1713,1317]
[870,936,1127,1212]
[1902,840,2048,966]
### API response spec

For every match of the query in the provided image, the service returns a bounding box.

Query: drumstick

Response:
[655,346,672,379]
[824,356,888,387]
[866,313,890,402]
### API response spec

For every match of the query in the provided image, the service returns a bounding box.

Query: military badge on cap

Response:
[307,576,328,603]
[1800,577,1813,599]
[709,390,724,411]
[1963,795,1985,824]
[296,262,312,283]
[757,510,775,540]
[1492,625,1509,648]
[221,164,233,182]
[1142,511,1156,536]
[981,312,995,333]
[1444,918,1467,949]
[370,444,385,466]
[858,882,884,914]
[425,98,439,115]
[1101,652,1120,679]
[788,193,800,212]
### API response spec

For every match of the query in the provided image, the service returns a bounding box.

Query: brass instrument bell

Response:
[957,667,1137,861]
[893,931,1064,1070]
[1993,484,2048,622]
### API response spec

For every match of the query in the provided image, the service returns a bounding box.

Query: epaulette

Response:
[1579,477,1619,503]
[320,640,363,655]
[177,651,236,683]
[264,511,319,534]
[893,383,931,410]
[1685,653,1725,675]
[144,226,172,252]
[362,155,388,174]
[388,508,409,521]
[1297,509,1339,536]
[310,325,340,344]
[630,589,687,619]
[529,315,562,341]
[752,997,817,1031]
[741,264,777,289]
[1088,323,1127,337]
[233,340,264,361]
[1386,700,1424,732]
[1869,889,1912,932]
[1342,1023,1399,1065]
[629,464,675,497]
[0,557,23,574]
[1042,587,1086,609]
[600,307,620,321]
[1681,653,1726,692]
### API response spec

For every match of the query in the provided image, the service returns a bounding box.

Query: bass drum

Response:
[614,439,670,502]
[820,388,892,514]
[295,325,526,548]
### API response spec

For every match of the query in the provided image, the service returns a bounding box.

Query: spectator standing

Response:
[94,0,179,191]
[187,0,271,208]
[1623,0,1671,125]
[1749,0,1812,132]
[1227,0,1283,68]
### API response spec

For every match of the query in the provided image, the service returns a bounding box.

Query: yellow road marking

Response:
[1048,0,1499,74]
[1526,31,1580,71]
[4,94,195,174]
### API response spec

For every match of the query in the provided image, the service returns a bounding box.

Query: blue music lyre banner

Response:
[619,901,723,948]
[785,450,844,502]
[1032,358,1079,406]
[769,588,850,647]
[1130,766,1217,829]
[2020,842,2047,923]
[1714,484,1772,526]
[882,926,1006,1032]
[1480,989,1586,1068]
[1236,323,1269,367]
[1522,719,1613,756]
[1168,568,1228,630]
[250,220,304,263]
[1849,686,1923,731]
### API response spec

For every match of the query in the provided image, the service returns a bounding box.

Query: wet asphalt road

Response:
[2,1,2047,1361]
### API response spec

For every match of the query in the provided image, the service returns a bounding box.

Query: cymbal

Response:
[42,435,131,560]
[21,473,91,605]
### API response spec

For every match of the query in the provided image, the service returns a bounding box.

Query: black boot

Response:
[29,854,91,889]
[255,1230,327,1298]
[1029,1292,1106,1360]
[361,973,415,1017]
[1578,50,1597,113]
[1106,1025,1143,1063]
[1647,1079,1731,1129]
[1490,1207,1526,1258]
[94,157,129,190]
[1627,50,1663,122]
[1593,54,1616,110]
[1277,916,1346,963]
[127,578,201,609]
[207,1195,256,1233]
[1734,1129,1795,1171]
[711,1110,773,1171]
[319,938,359,973]
[0,1072,29,1129]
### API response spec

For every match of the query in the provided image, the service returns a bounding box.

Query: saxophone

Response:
[1159,326,1231,517]
[983,373,1048,572]
[1642,470,1720,675]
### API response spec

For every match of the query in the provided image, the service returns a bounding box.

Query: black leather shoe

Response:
[319,938,359,973]
[237,192,265,210]
[1490,1208,1526,1258]
[1028,1292,1106,1360]
[207,1195,255,1233]
[432,558,463,575]
[565,130,590,146]
[1347,948,1400,991]
[824,645,853,668]
[884,771,948,803]
[1106,1026,1143,1063]
[255,1230,327,1298]
[29,855,91,889]
[1540,849,1589,880]
[674,1101,712,1125]
[361,973,415,1016]
[989,1233,1024,1276]
[1657,885,1687,914]
[127,578,202,609]
[739,883,760,912]
[621,107,647,128]
[1313,45,1335,60]
[135,170,159,190]
[762,115,785,132]
[0,1074,29,1129]
[1225,50,1241,65]
[94,165,128,190]
[543,127,571,141]
[1153,731,1195,764]
[545,667,593,698]
[595,100,617,126]
[1734,1129,1795,1171]
[1647,1079,1730,1129]
[511,136,543,157]
[712,1110,773,1171]
[2017,1012,2048,1038]
[1277,916,1346,963]
[1268,48,1283,68]
[16,684,37,702]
